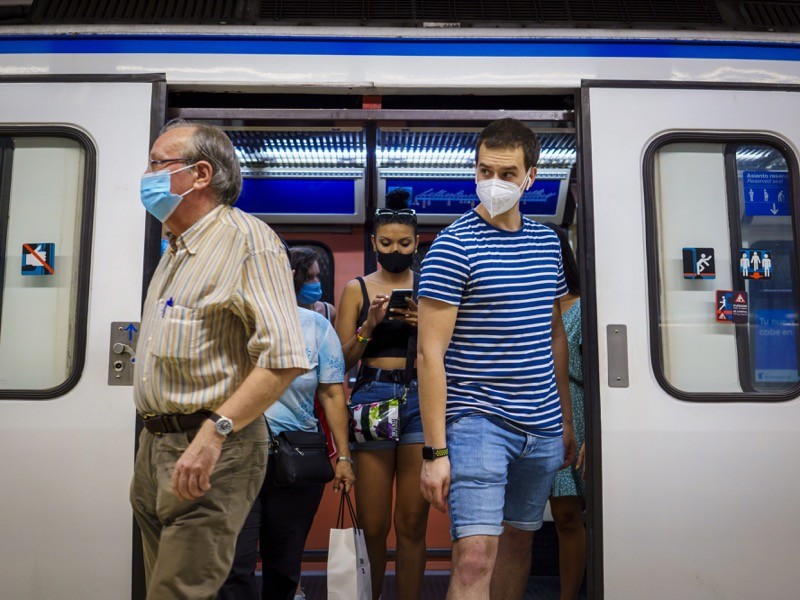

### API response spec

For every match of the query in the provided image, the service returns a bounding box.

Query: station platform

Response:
[272,572,587,599]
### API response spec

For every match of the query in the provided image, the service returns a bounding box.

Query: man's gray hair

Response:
[162,119,242,206]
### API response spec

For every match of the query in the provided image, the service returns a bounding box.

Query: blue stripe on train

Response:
[0,34,799,61]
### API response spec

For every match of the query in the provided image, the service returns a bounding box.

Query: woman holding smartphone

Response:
[336,189,428,600]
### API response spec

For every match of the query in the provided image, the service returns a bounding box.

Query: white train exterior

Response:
[1,25,799,599]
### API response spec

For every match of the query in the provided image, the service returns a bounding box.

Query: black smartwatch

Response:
[422,446,449,461]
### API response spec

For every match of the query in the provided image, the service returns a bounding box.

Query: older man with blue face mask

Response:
[130,119,309,600]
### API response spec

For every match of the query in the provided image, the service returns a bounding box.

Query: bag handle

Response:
[336,490,359,529]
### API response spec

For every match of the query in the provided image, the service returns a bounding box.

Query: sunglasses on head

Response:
[375,208,417,223]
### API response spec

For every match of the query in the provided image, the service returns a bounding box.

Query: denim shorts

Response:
[446,414,564,541]
[348,379,423,451]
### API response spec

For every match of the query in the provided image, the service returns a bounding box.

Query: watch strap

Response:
[431,447,448,459]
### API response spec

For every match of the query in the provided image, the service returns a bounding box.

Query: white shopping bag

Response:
[327,491,372,600]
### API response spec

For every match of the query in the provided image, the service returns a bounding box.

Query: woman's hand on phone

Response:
[364,294,390,332]
[390,297,418,328]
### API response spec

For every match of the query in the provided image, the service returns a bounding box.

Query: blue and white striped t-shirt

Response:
[418,210,568,437]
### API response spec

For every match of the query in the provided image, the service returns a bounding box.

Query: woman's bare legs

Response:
[353,449,396,600]
[550,496,586,600]
[394,444,430,600]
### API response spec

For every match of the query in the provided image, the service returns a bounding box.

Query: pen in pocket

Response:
[161,297,174,318]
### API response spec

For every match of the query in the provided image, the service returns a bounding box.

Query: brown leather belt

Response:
[139,410,211,435]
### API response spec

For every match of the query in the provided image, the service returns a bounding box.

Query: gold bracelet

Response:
[356,327,371,343]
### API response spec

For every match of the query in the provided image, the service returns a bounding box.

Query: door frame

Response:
[132,76,168,600]
[0,73,166,600]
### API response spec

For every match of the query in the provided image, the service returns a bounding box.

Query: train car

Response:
[1,1,800,598]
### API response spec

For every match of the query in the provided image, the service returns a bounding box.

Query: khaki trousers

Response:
[130,418,268,600]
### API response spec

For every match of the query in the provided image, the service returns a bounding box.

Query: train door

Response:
[582,83,800,599]
[0,76,164,599]
[170,105,577,591]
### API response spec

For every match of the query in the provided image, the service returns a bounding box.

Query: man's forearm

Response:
[215,366,305,431]
[418,350,448,448]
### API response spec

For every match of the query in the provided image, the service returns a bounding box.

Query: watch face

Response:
[422,446,446,460]
[215,417,234,436]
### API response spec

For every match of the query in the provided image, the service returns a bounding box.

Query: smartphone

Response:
[384,288,413,319]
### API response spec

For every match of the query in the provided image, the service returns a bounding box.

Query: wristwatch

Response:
[207,412,234,437]
[422,446,449,461]
[337,456,355,464]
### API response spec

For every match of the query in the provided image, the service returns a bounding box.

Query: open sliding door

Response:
[582,83,800,599]
[0,76,164,599]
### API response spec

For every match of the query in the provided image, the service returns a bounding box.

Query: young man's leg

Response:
[448,535,499,599]
[490,433,564,600]
[445,415,514,600]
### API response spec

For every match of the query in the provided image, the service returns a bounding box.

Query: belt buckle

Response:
[141,413,166,435]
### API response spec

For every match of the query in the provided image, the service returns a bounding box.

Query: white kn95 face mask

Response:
[475,172,530,218]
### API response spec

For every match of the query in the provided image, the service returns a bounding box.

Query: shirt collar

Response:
[173,204,227,255]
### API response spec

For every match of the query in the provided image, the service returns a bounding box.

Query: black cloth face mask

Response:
[377,250,414,273]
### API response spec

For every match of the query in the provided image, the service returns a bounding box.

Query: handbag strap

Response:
[264,413,324,444]
[336,490,360,529]
[263,415,278,450]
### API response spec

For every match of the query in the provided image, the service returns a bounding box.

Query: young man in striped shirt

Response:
[418,118,576,600]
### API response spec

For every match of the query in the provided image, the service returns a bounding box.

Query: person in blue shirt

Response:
[417,118,576,600]
[219,304,355,600]
[291,246,337,324]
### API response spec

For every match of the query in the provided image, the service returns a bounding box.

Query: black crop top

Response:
[356,273,418,360]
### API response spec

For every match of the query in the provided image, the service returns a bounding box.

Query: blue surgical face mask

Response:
[297,281,323,305]
[140,164,196,222]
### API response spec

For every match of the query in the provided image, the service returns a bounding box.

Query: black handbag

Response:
[268,422,335,487]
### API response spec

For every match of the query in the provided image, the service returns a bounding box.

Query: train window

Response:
[646,137,799,399]
[0,132,93,397]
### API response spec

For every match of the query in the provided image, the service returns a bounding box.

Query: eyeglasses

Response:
[375,208,417,223]
[148,157,195,170]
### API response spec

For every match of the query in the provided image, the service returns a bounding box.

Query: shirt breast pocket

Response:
[152,304,201,361]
